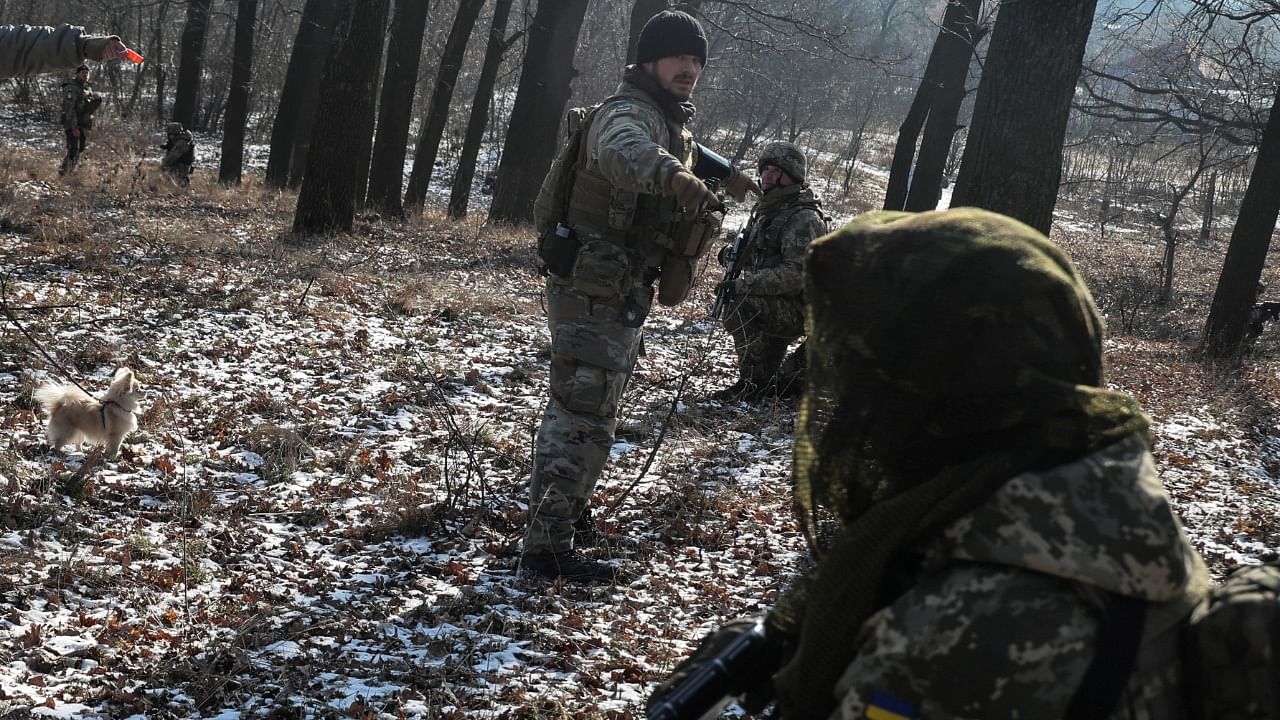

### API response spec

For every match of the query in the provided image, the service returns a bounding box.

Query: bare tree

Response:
[219,0,258,185]
[883,0,983,212]
[404,0,488,212]
[366,0,432,217]
[1204,83,1280,355]
[265,0,340,188]
[293,0,390,235]
[951,0,1098,235]
[172,0,213,128]
[449,0,518,219]
[488,0,592,224]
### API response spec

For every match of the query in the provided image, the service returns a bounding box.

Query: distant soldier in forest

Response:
[713,140,828,402]
[60,63,101,176]
[521,10,760,583]
[0,24,127,79]
[160,121,196,185]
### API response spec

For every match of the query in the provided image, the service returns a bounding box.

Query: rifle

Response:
[710,216,756,321]
[646,621,778,720]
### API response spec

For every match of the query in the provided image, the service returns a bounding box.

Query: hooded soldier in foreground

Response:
[651,208,1210,718]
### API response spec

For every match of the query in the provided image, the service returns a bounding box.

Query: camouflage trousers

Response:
[524,278,642,554]
[722,294,805,389]
[164,162,192,186]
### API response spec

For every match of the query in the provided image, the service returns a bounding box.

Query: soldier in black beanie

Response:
[636,9,708,69]
[521,7,760,583]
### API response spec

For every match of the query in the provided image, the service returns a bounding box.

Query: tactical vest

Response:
[566,98,699,268]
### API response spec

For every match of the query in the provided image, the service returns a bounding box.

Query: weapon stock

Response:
[646,621,776,720]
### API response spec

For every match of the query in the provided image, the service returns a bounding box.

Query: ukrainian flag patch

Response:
[865,690,917,720]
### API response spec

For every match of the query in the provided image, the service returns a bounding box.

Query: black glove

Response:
[646,619,784,717]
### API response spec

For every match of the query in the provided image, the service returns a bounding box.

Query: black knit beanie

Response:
[636,10,708,65]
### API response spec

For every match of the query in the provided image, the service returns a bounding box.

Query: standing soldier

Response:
[714,141,827,401]
[160,121,196,185]
[59,63,100,175]
[521,10,759,582]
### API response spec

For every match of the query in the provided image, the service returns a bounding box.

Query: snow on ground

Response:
[0,100,1277,719]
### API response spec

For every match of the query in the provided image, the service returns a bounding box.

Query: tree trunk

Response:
[627,0,668,65]
[488,0,592,225]
[950,0,1097,235]
[265,0,339,188]
[365,0,432,216]
[1200,170,1216,244]
[292,0,390,235]
[1203,84,1280,356]
[219,0,258,185]
[449,0,515,219]
[904,0,981,212]
[403,0,487,211]
[151,0,171,124]
[172,0,213,128]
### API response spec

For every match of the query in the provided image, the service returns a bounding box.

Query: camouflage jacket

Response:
[740,184,825,298]
[582,81,693,200]
[829,433,1210,720]
[62,77,94,130]
[0,24,86,79]
[161,130,195,167]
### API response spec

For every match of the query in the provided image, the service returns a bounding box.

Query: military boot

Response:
[520,549,617,583]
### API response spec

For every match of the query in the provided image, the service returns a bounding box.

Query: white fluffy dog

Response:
[34,368,143,457]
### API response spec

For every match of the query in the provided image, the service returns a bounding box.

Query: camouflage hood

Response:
[935,432,1198,601]
[769,208,1154,719]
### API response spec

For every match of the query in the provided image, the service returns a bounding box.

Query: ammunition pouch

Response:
[538,224,579,278]
[659,208,724,259]
[571,239,632,299]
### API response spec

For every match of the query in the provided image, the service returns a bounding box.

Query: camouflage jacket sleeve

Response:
[0,24,85,80]
[741,207,825,297]
[828,563,1100,720]
[587,99,685,195]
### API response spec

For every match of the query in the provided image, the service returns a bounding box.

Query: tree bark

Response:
[172,0,213,128]
[903,0,981,212]
[488,0,592,225]
[265,0,339,188]
[366,0,433,216]
[151,0,171,124]
[950,0,1097,235]
[449,0,515,219]
[1203,84,1280,356]
[219,0,258,185]
[403,0,488,211]
[627,0,668,65]
[292,0,390,235]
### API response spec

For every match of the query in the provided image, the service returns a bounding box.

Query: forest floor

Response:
[0,110,1279,719]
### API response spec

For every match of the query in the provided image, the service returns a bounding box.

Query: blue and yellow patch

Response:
[864,690,917,720]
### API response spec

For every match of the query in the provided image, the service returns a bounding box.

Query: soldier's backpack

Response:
[1183,562,1280,719]
[532,95,626,237]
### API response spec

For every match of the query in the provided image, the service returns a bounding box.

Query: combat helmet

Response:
[165,122,183,134]
[757,140,807,184]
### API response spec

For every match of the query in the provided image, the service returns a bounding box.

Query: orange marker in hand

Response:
[123,48,144,64]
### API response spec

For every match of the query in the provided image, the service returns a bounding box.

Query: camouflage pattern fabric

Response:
[721,183,823,389]
[0,24,85,79]
[161,128,195,184]
[523,70,697,556]
[766,208,1176,718]
[60,76,92,174]
[830,433,1209,719]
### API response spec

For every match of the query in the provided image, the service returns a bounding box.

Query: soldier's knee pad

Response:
[549,355,627,417]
